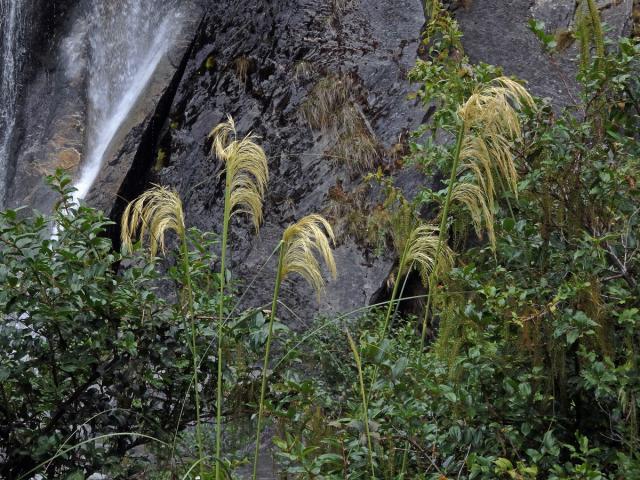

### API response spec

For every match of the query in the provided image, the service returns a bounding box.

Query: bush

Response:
[0,174,222,478]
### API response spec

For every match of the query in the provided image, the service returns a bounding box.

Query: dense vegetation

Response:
[1,1,639,478]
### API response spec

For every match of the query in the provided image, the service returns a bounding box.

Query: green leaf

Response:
[391,357,408,380]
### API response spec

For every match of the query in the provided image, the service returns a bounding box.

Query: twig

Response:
[457,444,471,479]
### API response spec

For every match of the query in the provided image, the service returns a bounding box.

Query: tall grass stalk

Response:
[180,231,206,471]
[215,170,231,480]
[420,77,533,349]
[347,329,376,479]
[252,241,285,480]
[421,121,464,349]
[380,241,411,339]
[120,186,205,471]
[209,116,268,480]
[252,214,336,480]
[366,255,414,404]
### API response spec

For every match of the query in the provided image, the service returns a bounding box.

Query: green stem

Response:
[399,440,409,479]
[495,172,516,223]
[347,330,376,479]
[252,241,285,480]
[215,179,232,480]
[381,243,410,339]
[367,243,411,404]
[586,0,604,60]
[180,233,205,473]
[421,119,465,350]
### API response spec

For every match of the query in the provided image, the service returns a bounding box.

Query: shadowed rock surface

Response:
[149,0,426,322]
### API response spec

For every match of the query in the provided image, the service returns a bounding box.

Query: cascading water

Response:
[0,0,28,207]
[70,0,186,206]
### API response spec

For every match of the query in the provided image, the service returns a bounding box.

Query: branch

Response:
[42,356,120,435]
[603,242,637,289]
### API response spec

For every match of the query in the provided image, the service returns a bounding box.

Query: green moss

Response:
[153,148,167,171]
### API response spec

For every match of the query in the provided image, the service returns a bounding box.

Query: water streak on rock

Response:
[0,0,28,206]
[70,0,185,205]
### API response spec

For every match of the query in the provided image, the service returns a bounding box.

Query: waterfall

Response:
[0,0,28,207]
[70,0,186,206]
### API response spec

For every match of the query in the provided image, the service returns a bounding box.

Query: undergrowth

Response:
[1,1,640,479]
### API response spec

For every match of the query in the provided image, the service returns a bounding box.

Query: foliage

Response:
[0,175,217,478]
[265,3,640,479]
[2,1,640,479]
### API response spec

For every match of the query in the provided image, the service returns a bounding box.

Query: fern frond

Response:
[209,115,269,230]
[121,185,186,257]
[280,214,337,296]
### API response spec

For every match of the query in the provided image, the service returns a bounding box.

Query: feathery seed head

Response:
[121,185,186,257]
[280,214,337,297]
[458,76,533,200]
[459,76,534,131]
[402,224,454,285]
[209,115,269,231]
[451,181,496,249]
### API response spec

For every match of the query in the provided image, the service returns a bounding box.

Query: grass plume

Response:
[120,186,205,473]
[280,214,337,296]
[458,77,534,201]
[209,115,269,231]
[422,76,533,348]
[382,223,453,338]
[121,185,185,258]
[451,181,495,248]
[252,214,336,479]
[209,115,268,480]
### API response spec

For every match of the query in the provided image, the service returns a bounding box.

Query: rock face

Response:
[149,0,427,320]
[455,0,633,106]
[5,0,81,211]
[6,0,197,215]
[6,0,635,325]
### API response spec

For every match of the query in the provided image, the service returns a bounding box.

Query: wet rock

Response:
[455,0,633,107]
[5,0,82,211]
[153,0,426,324]
[5,1,85,212]
[84,14,201,224]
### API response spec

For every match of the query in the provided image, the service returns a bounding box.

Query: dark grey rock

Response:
[153,0,427,323]
[455,0,633,107]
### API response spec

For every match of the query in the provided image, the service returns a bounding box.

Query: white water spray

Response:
[70,0,185,206]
